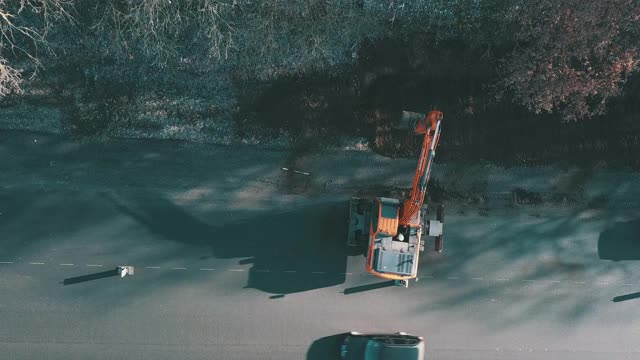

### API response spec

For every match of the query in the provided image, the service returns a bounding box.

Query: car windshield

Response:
[371,336,421,345]
[364,339,421,360]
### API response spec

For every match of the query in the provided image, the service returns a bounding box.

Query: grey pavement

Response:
[1,131,640,359]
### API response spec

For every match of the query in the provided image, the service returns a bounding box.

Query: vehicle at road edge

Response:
[340,331,425,360]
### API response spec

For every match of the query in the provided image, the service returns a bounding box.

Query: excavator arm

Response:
[399,111,443,225]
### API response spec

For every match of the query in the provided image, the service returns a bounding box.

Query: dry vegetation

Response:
[0,0,639,129]
[498,0,640,120]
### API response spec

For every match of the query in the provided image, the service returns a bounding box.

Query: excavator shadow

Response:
[210,201,351,295]
[110,192,352,295]
[343,281,395,295]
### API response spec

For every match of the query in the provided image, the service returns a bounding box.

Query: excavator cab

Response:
[347,197,444,286]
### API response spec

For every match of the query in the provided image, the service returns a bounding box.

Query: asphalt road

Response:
[2,131,640,360]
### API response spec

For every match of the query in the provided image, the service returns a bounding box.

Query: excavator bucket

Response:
[395,111,426,131]
[397,111,442,135]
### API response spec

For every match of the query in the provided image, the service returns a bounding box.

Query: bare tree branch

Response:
[0,0,74,97]
[0,58,23,96]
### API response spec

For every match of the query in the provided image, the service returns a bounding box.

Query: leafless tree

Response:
[0,0,73,96]
[89,0,236,66]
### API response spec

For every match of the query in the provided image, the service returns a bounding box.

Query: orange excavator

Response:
[347,110,444,287]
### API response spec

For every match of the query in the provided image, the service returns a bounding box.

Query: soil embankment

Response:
[2,37,639,168]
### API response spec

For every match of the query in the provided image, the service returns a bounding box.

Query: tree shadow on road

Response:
[410,206,640,330]
[598,219,640,260]
[110,193,216,247]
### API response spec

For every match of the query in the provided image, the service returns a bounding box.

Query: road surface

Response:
[2,131,640,359]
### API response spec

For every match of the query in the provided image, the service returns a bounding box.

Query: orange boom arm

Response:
[399,111,443,225]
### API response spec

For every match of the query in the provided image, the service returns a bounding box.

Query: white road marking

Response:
[9,259,637,292]
[281,167,310,175]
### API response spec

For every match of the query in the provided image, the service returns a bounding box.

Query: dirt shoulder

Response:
[2,130,639,214]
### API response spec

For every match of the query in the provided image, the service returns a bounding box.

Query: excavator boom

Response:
[399,111,443,225]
